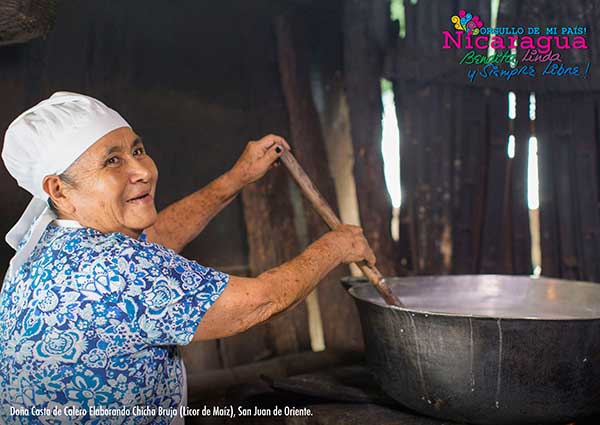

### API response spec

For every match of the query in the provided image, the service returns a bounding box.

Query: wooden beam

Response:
[479,91,512,273]
[451,87,489,274]
[571,95,600,282]
[219,16,313,367]
[274,12,363,352]
[236,176,312,362]
[539,95,579,279]
[537,93,561,277]
[343,0,398,276]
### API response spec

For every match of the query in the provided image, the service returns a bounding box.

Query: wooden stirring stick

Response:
[279,149,403,307]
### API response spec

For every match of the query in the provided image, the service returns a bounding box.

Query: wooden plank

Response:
[274,12,363,352]
[451,85,467,273]
[536,93,561,278]
[218,11,313,367]
[469,87,489,274]
[395,0,453,275]
[452,87,488,273]
[412,84,453,275]
[394,79,419,274]
[439,86,455,273]
[427,85,452,274]
[570,95,600,281]
[236,175,312,362]
[308,4,370,345]
[393,0,457,275]
[480,91,511,273]
[414,0,431,51]
[510,92,532,274]
[414,0,446,273]
[402,0,417,46]
[413,85,431,273]
[551,96,579,279]
[396,82,436,274]
[343,0,398,276]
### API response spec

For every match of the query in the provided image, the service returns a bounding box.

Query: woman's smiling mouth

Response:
[126,192,152,204]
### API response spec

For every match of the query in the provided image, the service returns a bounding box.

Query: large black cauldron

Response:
[345,275,600,424]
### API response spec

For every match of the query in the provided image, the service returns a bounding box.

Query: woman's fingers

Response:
[328,224,377,266]
[364,246,376,267]
[256,134,290,152]
[261,139,287,167]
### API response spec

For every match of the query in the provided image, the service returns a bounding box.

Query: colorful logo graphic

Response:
[451,10,483,35]
[442,9,590,83]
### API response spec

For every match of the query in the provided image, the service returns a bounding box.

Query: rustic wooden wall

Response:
[499,0,600,282]
[383,0,528,276]
[380,0,599,279]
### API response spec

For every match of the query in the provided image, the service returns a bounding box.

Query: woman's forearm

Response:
[145,170,243,252]
[192,234,343,341]
[257,234,342,313]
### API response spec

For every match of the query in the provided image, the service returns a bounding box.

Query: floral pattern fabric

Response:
[0,224,229,424]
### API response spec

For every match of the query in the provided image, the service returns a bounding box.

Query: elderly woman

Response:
[0,92,374,424]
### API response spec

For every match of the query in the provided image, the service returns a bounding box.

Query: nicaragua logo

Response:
[441,10,590,83]
[451,10,483,35]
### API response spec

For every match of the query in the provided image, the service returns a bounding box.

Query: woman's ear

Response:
[43,175,76,215]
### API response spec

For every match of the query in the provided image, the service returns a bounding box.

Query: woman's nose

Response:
[128,158,152,183]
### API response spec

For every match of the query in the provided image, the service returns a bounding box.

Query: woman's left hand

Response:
[230,134,291,186]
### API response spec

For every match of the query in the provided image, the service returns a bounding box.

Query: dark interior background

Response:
[0,0,324,276]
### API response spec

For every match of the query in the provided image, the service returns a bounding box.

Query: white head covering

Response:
[2,91,130,278]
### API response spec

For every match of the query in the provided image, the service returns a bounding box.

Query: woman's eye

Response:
[105,157,120,166]
[133,147,145,156]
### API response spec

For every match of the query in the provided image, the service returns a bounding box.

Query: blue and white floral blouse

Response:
[0,221,229,424]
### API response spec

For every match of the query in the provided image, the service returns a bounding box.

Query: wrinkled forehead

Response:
[66,126,141,171]
[93,127,141,154]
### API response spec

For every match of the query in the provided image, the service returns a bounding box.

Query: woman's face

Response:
[59,127,158,238]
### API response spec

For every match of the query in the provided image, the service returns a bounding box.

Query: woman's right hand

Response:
[324,224,376,266]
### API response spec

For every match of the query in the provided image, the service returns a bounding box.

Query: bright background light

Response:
[527,137,539,210]
[529,92,536,121]
[507,135,515,158]
[508,91,516,119]
[381,83,402,209]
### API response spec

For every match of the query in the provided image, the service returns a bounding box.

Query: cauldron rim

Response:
[346,274,600,321]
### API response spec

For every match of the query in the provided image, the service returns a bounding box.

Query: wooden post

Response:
[569,96,600,282]
[538,93,600,282]
[274,12,364,351]
[343,0,398,276]
[480,91,512,273]
[451,87,489,274]
[218,15,314,366]
[537,93,560,278]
